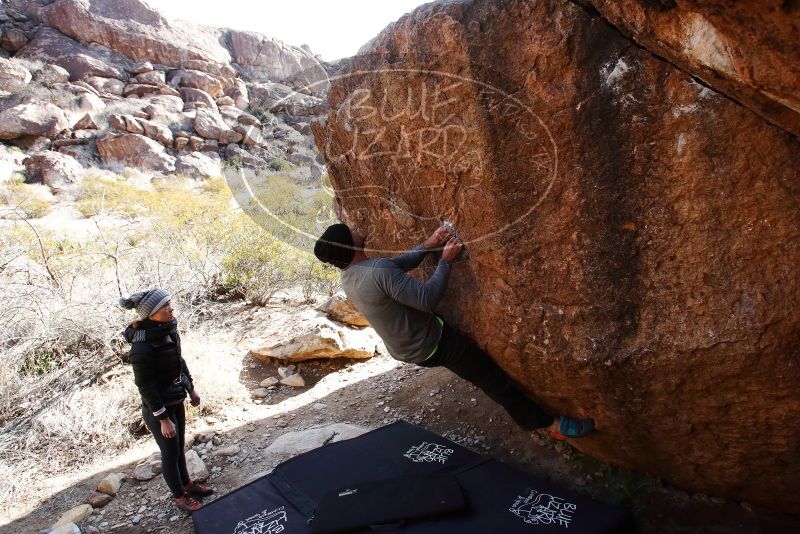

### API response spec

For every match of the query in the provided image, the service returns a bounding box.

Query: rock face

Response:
[225,30,328,90]
[44,0,231,66]
[585,0,800,137]
[312,0,800,512]
[16,27,131,81]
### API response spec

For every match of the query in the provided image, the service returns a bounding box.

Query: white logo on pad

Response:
[232,505,287,534]
[403,442,454,463]
[509,490,577,528]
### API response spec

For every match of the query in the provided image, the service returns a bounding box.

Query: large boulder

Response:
[169,69,225,98]
[225,29,329,91]
[180,87,218,112]
[15,27,130,81]
[24,151,83,191]
[175,152,221,180]
[194,107,238,142]
[311,0,800,512]
[585,0,800,137]
[0,103,69,139]
[249,318,380,362]
[96,132,175,172]
[44,0,231,66]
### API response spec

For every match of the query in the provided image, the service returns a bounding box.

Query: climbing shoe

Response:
[548,416,596,440]
[185,480,214,497]
[174,493,203,512]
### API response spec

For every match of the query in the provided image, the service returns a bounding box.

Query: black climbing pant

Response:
[142,403,190,497]
[418,321,555,431]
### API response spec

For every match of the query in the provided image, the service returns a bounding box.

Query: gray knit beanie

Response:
[119,288,171,319]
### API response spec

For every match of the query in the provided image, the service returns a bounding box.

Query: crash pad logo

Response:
[403,441,454,463]
[232,506,287,534]
[509,490,577,528]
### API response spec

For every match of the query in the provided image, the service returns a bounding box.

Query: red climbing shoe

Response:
[185,480,214,497]
[174,493,203,512]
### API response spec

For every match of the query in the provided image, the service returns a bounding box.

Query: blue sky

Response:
[148,0,431,61]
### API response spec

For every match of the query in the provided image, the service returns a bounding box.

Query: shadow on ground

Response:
[3,356,800,534]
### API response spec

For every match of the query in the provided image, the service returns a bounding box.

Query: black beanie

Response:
[314,223,355,269]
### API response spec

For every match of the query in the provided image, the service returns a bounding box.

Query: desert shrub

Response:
[268,159,294,172]
[75,175,149,218]
[0,177,54,219]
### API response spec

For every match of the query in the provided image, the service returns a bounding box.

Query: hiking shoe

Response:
[185,480,214,497]
[174,493,203,512]
[548,416,596,440]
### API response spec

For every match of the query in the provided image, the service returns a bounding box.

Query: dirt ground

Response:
[3,301,799,534]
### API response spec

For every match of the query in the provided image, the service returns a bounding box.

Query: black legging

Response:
[141,403,190,497]
[419,321,554,430]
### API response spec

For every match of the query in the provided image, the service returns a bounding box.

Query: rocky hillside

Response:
[312,0,800,513]
[0,0,330,188]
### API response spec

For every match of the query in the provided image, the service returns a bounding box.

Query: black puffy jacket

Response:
[124,319,194,420]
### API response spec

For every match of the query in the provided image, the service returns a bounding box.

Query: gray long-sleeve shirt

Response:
[340,244,451,363]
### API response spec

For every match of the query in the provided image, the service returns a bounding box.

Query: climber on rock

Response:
[313,220,596,440]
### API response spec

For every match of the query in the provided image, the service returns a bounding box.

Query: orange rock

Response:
[312,0,800,512]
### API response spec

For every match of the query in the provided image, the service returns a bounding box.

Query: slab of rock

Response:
[185,449,208,482]
[96,132,175,172]
[52,504,93,528]
[194,430,215,443]
[317,293,369,327]
[74,113,98,130]
[132,460,160,481]
[180,87,218,111]
[216,96,235,107]
[212,445,240,458]
[586,0,800,137]
[174,137,189,150]
[171,69,224,97]
[279,374,305,388]
[132,70,165,85]
[250,318,380,362]
[15,27,130,81]
[23,151,82,191]
[175,152,221,180]
[180,59,236,79]
[251,388,269,399]
[193,107,233,141]
[311,0,800,513]
[45,0,232,67]
[265,424,368,458]
[0,58,31,94]
[86,492,113,508]
[260,377,279,387]
[96,472,125,496]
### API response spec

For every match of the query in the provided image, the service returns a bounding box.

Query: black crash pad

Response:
[193,420,632,533]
